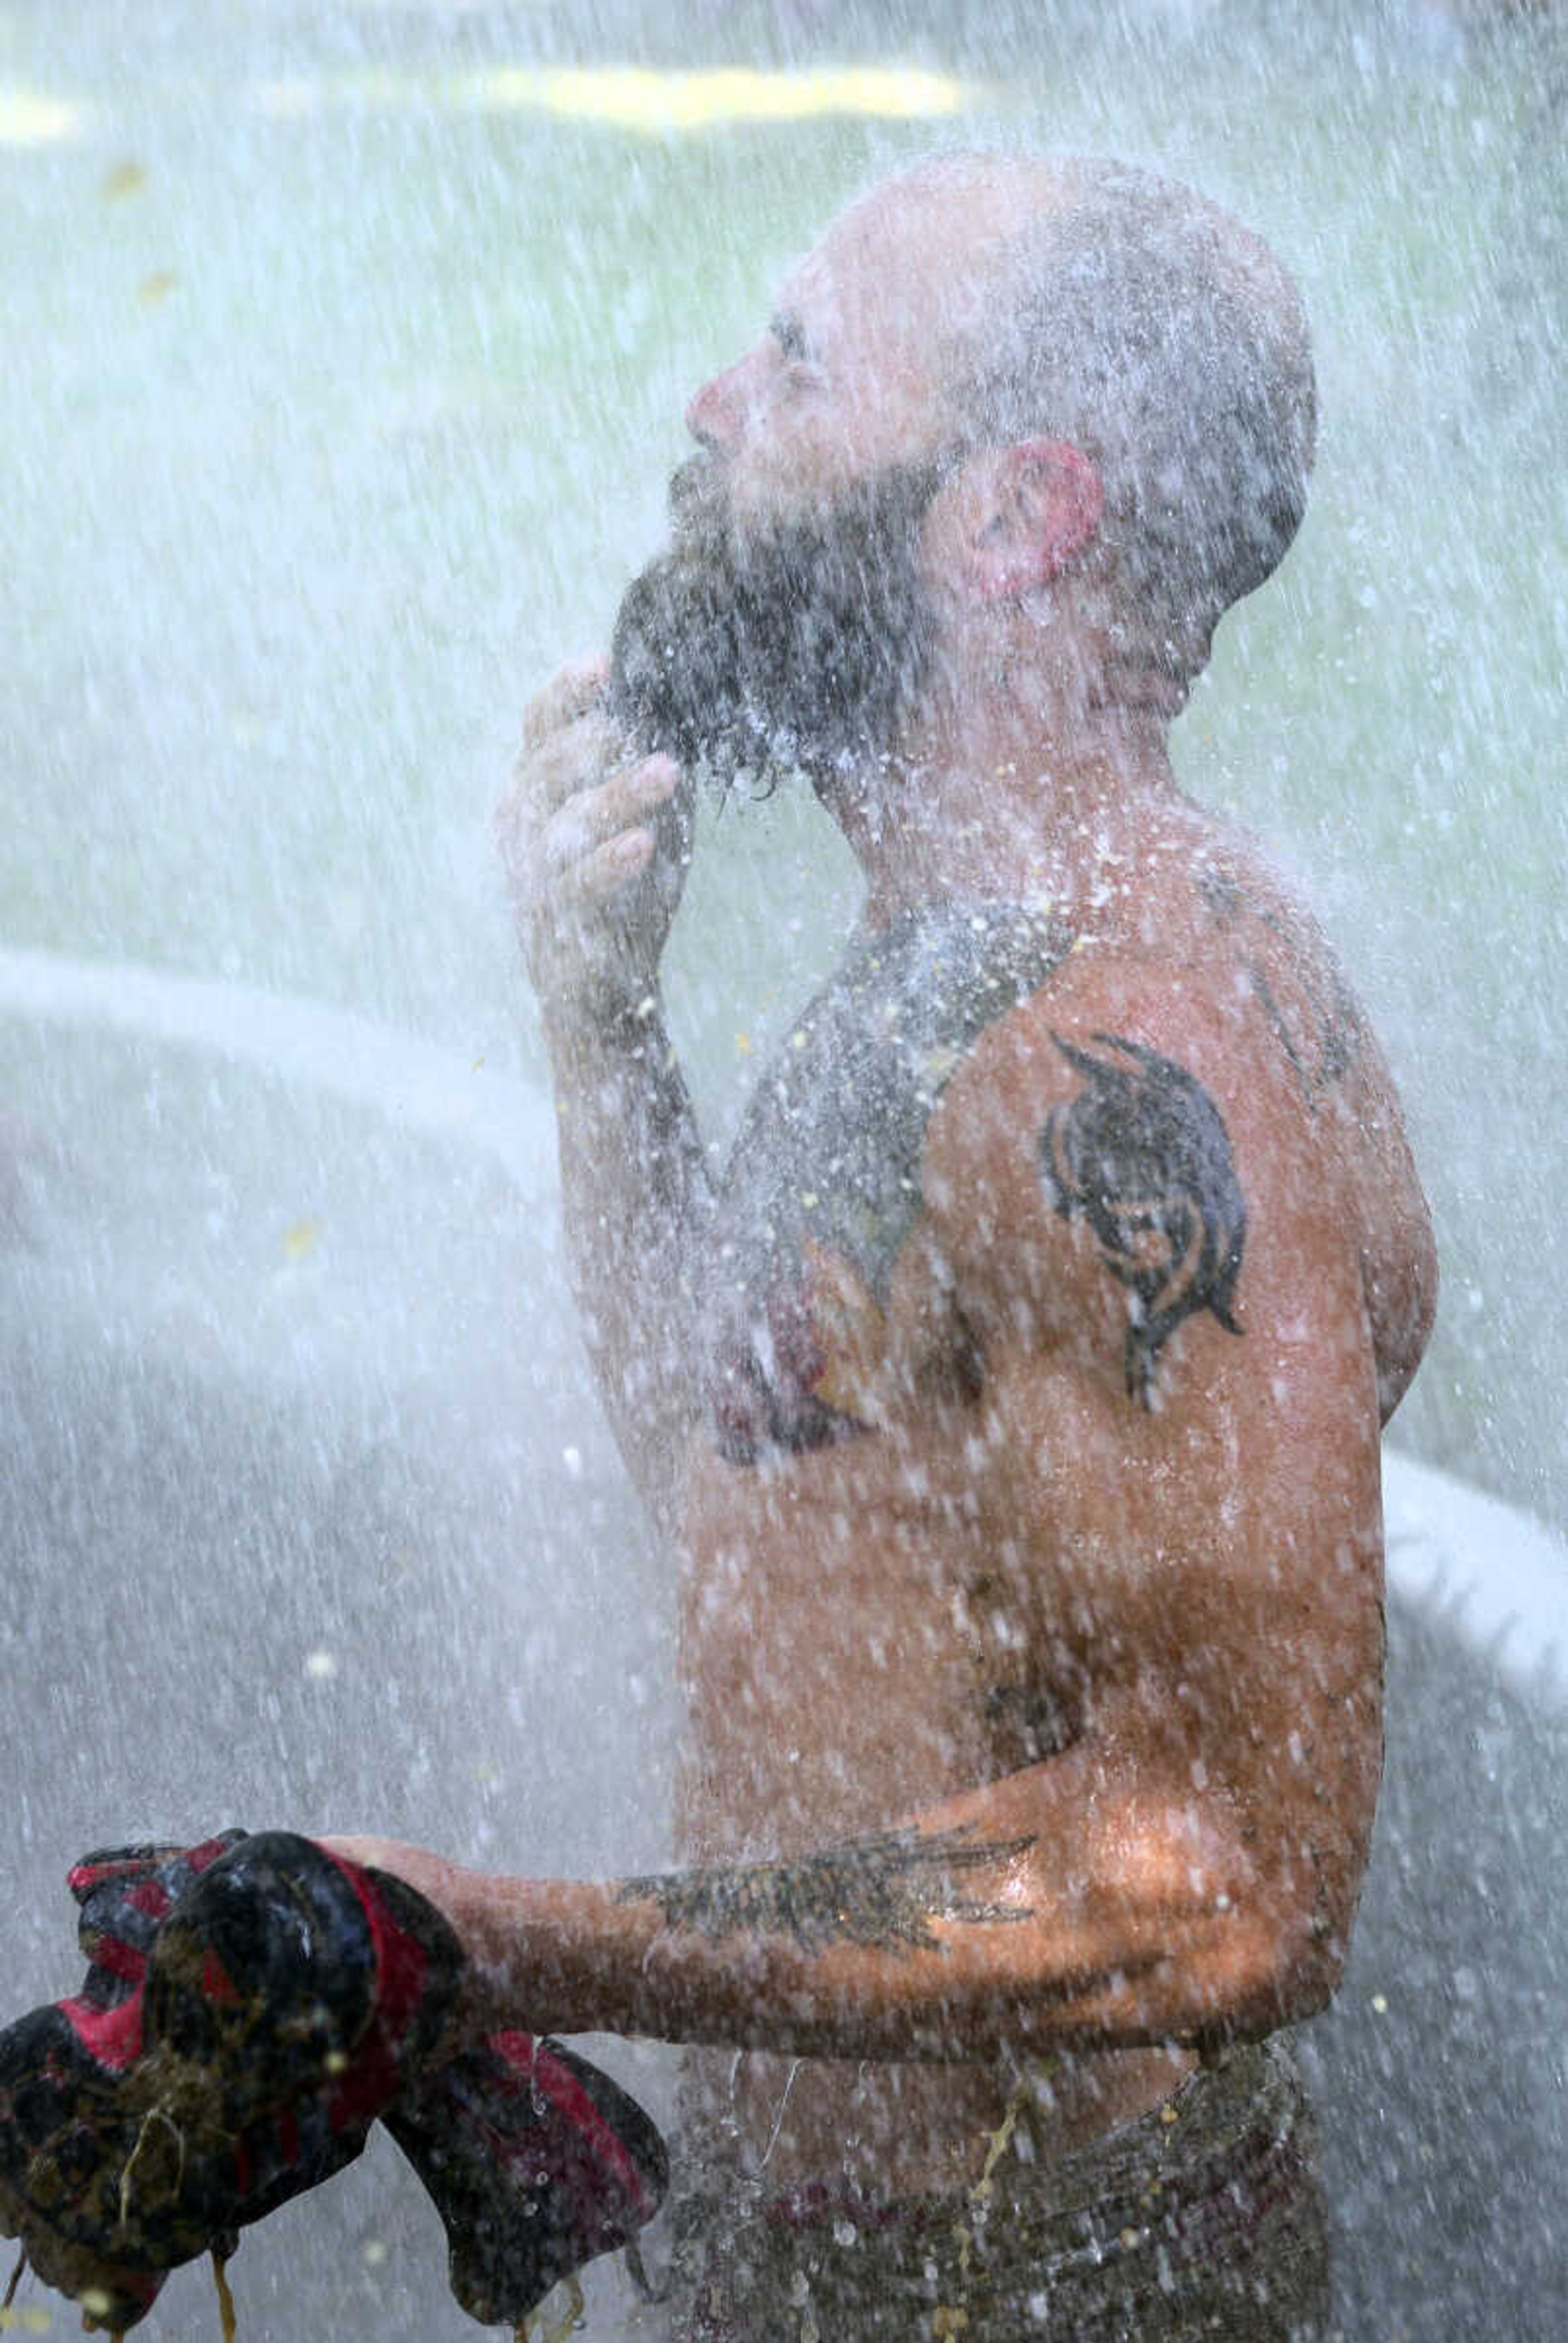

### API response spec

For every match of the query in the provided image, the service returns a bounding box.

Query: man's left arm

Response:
[331,981,1385,2064]
[329,1681,1327,2065]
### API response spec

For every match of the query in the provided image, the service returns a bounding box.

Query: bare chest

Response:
[700,899,1069,1466]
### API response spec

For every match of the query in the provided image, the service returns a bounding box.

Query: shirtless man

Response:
[343,153,1436,2335]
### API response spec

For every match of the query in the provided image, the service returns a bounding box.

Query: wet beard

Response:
[607,456,942,784]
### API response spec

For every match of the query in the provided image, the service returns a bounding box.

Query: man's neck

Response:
[824,704,1192,928]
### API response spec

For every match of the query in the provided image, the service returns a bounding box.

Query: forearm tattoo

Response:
[1039,1031,1246,1406]
[615,1824,1037,1956]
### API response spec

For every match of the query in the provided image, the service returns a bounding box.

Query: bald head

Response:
[879,153,1318,684]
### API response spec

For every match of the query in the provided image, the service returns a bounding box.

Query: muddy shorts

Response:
[661,2040,1329,2340]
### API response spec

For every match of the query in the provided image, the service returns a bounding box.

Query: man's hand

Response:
[323,1833,472,1922]
[494,659,713,1522]
[495,657,693,1025]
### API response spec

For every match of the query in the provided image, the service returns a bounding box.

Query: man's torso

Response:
[670,815,1418,2192]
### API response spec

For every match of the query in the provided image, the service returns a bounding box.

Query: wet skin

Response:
[340,158,1435,2209]
[667,825,1425,2189]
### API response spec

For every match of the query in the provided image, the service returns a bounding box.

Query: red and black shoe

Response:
[69,1832,250,2012]
[1,1839,252,2330]
[0,1831,463,2330]
[10,1832,669,2332]
[138,1831,462,2138]
[384,2029,668,2328]
[0,1829,256,2323]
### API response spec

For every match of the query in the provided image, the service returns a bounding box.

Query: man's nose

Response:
[685,346,766,449]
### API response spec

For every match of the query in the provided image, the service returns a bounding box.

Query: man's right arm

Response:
[495,660,713,1530]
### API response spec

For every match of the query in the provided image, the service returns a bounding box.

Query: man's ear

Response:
[965,439,1104,600]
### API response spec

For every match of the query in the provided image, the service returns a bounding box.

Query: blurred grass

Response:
[1,1,1562,1522]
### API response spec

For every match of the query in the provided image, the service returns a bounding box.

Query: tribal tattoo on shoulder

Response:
[615,1823,1037,1957]
[1039,1032,1246,1408]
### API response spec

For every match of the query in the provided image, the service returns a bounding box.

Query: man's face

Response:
[607,447,943,781]
[607,181,982,782]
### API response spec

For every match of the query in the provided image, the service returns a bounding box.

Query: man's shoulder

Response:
[929,825,1372,1161]
[934,912,1280,1138]
[925,926,1272,1257]
[916,903,1382,1398]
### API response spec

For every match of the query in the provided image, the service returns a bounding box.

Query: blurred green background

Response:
[3,0,1563,1524]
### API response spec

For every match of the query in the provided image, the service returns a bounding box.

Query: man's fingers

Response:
[521,710,627,817]
[521,656,610,753]
[495,713,617,869]
[559,828,655,908]
[501,674,685,1007]
[541,756,679,873]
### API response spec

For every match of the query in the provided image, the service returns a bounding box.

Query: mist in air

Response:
[1,4,1561,2338]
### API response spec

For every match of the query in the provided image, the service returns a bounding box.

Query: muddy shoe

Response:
[0,1831,465,2329]
[385,2029,668,2327]
[0,1992,169,2333]
[139,1831,463,2133]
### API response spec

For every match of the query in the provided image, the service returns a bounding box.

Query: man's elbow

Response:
[1123,1806,1356,2042]
[1015,1898,1342,2051]
[1198,1895,1349,2042]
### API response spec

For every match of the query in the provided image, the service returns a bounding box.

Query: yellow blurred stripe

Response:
[255,62,974,131]
[516,65,972,129]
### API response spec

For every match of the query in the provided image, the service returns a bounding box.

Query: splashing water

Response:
[0,4,1562,2340]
